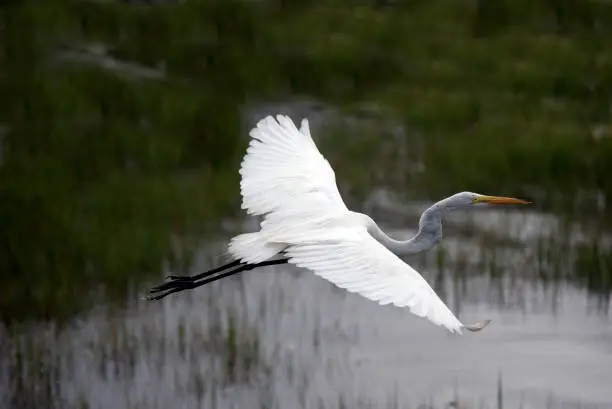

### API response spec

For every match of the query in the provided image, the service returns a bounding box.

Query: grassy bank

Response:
[2,0,612,322]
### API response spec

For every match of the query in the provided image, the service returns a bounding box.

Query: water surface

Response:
[2,198,611,409]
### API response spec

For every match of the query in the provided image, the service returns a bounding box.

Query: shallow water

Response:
[2,199,611,409]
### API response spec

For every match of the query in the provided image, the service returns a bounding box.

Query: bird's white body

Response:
[228,115,486,334]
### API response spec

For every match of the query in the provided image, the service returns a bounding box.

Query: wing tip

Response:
[463,319,492,332]
[300,118,310,136]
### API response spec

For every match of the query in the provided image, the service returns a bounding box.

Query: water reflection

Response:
[2,198,612,409]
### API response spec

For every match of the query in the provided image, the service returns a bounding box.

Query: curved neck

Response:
[365,201,448,256]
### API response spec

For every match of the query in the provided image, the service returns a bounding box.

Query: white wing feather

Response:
[272,226,468,334]
[239,115,348,217]
[233,114,489,334]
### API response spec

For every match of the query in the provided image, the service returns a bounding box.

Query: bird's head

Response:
[446,191,531,209]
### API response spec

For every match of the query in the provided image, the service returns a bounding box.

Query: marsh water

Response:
[1,189,611,409]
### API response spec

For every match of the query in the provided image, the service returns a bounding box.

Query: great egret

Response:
[147,114,530,334]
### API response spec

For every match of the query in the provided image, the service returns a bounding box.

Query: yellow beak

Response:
[476,195,531,205]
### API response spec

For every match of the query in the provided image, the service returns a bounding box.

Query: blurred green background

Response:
[2,0,611,323]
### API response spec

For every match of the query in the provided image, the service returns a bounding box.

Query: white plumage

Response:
[228,114,487,334]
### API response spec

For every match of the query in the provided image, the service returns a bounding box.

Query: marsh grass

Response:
[574,242,612,304]
[1,282,272,409]
[2,0,612,381]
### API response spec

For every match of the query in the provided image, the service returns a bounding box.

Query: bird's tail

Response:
[228,232,285,264]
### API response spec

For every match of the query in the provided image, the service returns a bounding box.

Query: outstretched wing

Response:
[238,115,489,334]
[278,226,490,334]
[239,115,349,218]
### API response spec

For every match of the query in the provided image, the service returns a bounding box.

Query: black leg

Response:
[146,258,289,300]
[146,268,242,301]
[166,259,242,282]
[148,259,243,295]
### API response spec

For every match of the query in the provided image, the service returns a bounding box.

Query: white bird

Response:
[148,114,530,334]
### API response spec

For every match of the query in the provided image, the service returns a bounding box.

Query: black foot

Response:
[148,275,190,295]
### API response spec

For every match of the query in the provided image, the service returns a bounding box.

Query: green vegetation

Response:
[2,0,612,322]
